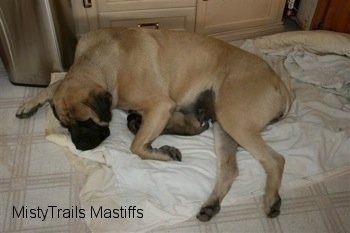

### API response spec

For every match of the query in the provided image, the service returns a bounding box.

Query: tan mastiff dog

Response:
[16,27,291,221]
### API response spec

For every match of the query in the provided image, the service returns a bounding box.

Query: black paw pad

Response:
[196,199,221,222]
[159,145,182,161]
[267,195,281,218]
[16,104,41,119]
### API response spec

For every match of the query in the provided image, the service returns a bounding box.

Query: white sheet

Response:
[264,45,350,98]
[46,31,350,233]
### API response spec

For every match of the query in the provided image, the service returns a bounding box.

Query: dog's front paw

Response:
[16,103,42,118]
[196,199,220,222]
[159,145,182,161]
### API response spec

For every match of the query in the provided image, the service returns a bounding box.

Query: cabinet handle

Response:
[83,0,92,8]
[137,23,160,30]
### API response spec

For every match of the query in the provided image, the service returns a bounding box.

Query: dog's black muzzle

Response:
[68,119,110,151]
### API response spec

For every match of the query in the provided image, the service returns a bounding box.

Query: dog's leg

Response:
[16,81,62,118]
[215,75,286,218]
[218,118,284,217]
[197,122,238,222]
[164,111,209,135]
[127,89,215,136]
[237,131,283,217]
[127,111,209,136]
[130,101,183,161]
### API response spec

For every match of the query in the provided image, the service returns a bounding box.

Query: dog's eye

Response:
[51,104,69,128]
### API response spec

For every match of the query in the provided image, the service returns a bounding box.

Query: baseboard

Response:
[209,23,284,42]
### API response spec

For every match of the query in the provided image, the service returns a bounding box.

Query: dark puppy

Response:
[128,90,215,136]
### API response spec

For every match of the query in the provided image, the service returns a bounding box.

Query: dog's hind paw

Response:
[267,195,281,218]
[159,145,182,161]
[196,199,221,222]
[16,103,42,118]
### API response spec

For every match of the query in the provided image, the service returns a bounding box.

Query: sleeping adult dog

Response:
[16,27,292,221]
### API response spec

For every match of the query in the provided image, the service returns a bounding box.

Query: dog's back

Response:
[77,28,282,109]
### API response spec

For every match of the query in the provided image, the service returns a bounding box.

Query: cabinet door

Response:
[71,0,196,36]
[99,8,196,31]
[196,0,285,35]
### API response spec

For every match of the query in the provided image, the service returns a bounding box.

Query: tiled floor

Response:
[0,62,89,232]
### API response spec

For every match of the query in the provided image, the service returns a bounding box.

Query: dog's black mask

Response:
[68,119,110,151]
[51,105,110,150]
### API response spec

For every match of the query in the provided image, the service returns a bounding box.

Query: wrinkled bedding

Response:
[46,30,350,233]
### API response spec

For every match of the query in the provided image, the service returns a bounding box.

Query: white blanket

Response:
[46,30,350,233]
[265,45,350,98]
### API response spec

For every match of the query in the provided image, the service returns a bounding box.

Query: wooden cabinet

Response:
[71,0,196,37]
[71,0,285,41]
[196,0,285,41]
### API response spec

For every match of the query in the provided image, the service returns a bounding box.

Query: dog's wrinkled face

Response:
[67,118,110,150]
[51,86,113,151]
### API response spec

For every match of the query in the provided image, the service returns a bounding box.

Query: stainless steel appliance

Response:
[0,0,76,86]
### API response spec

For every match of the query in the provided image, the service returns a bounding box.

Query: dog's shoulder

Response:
[74,27,129,59]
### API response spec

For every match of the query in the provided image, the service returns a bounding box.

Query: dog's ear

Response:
[86,91,113,122]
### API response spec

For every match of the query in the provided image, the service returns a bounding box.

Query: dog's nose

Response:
[72,136,105,151]
[70,123,110,151]
[72,131,110,151]
[75,141,96,151]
